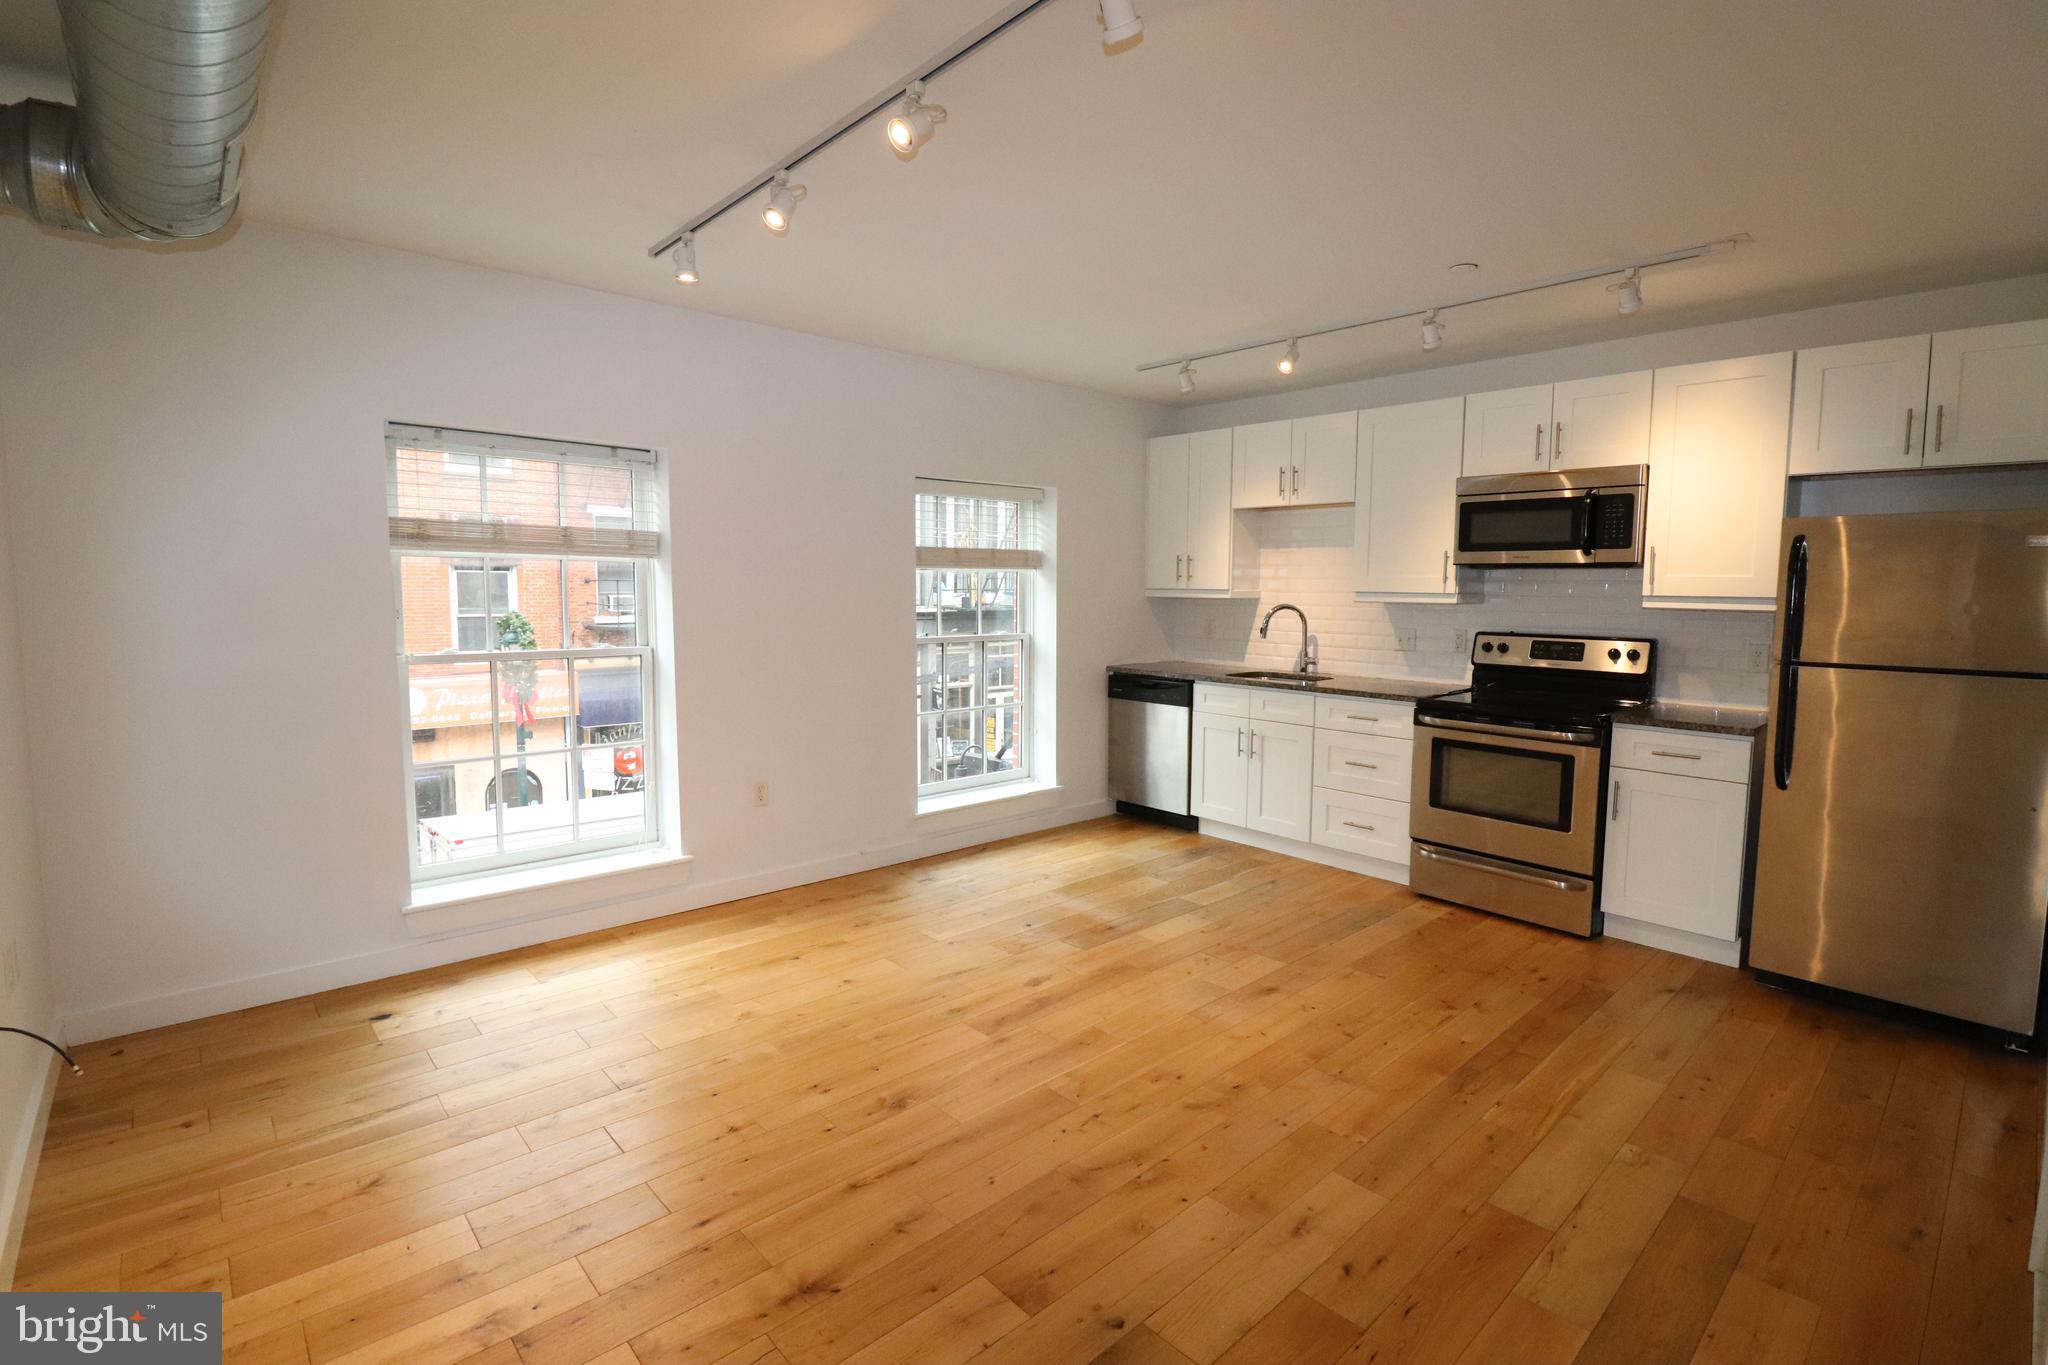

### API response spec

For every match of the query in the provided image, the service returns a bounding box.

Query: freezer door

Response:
[1772,511,2048,673]
[1753,665,2048,1034]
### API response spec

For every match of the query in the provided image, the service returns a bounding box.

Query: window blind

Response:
[914,478,1045,571]
[387,423,662,558]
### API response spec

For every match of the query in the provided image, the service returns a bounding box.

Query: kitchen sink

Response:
[1228,670,1331,684]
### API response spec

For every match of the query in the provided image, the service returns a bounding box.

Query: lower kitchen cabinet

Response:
[1310,789,1409,862]
[1246,719,1314,841]
[1191,711,1251,824]
[1601,761,1748,949]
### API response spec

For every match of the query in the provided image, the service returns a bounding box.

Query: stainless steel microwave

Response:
[1453,464,1648,567]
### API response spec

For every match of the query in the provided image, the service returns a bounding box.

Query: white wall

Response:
[1153,275,2048,704]
[0,220,1168,1041]
[0,404,58,1286]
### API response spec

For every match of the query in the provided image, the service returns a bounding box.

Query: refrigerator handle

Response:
[1773,663,1799,790]
[1782,534,1808,663]
[1773,534,1808,792]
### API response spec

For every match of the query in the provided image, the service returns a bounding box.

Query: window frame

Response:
[916,571,1030,797]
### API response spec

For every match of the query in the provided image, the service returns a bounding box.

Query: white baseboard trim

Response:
[0,1052,59,1290]
[1198,819,1410,886]
[1601,913,1743,967]
[60,797,1114,1044]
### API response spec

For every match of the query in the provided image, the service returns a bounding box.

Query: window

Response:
[914,479,1045,797]
[389,423,663,881]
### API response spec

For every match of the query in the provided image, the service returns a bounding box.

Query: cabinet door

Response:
[1246,719,1314,841]
[1185,429,1235,590]
[1925,319,2048,467]
[1190,712,1250,825]
[1312,728,1412,802]
[1354,397,1465,599]
[1787,336,1931,475]
[1291,411,1358,505]
[1645,353,1792,606]
[1143,436,1190,591]
[1601,768,1747,940]
[1461,385,1553,476]
[1233,420,1293,508]
[1551,370,1653,470]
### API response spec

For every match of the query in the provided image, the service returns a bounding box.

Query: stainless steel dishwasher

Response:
[1108,673,1195,828]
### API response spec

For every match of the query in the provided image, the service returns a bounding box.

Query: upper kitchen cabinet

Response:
[1462,385,1554,476]
[1462,373,1651,476]
[1924,319,2048,468]
[1233,414,1358,507]
[1644,353,1793,609]
[1789,335,1932,475]
[1143,429,1235,595]
[1354,396,1466,602]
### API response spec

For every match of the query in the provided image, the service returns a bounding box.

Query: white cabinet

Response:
[1551,370,1653,470]
[1462,385,1554,476]
[1788,335,1932,476]
[1246,719,1314,842]
[1310,790,1410,863]
[1644,353,1793,609]
[1233,420,1294,508]
[1353,396,1465,602]
[1602,765,1748,942]
[1234,414,1357,507]
[1312,728,1412,802]
[1191,711,1250,824]
[1925,319,2048,468]
[1144,430,1235,594]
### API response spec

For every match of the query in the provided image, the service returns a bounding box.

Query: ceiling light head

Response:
[1098,0,1143,50]
[672,234,699,285]
[1277,339,1299,376]
[762,171,806,234]
[1177,361,1196,395]
[1421,309,1445,352]
[1613,267,1643,316]
[886,82,947,157]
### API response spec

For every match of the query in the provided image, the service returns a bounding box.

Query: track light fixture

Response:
[1178,361,1196,395]
[1277,339,1299,376]
[1421,309,1445,352]
[1099,0,1143,49]
[761,172,806,234]
[672,235,699,285]
[1612,267,1643,317]
[887,82,948,157]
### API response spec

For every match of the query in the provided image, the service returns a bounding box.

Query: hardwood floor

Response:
[17,817,2043,1364]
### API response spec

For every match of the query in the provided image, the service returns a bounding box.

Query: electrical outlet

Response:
[1451,629,1469,655]
[753,781,769,807]
[1394,626,1418,652]
[1746,645,1769,672]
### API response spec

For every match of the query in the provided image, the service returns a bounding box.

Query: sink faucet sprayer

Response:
[1259,603,1317,674]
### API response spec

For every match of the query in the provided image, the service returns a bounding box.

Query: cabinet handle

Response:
[1175,553,1183,582]
[1650,749,1702,760]
[1342,820,1377,832]
[1535,423,1545,462]
[1648,545,1657,592]
[1187,554,1194,581]
[1904,407,1915,457]
[1235,727,1243,757]
[1611,779,1622,820]
[1442,550,1450,589]
[1249,731,1257,759]
[1554,420,1564,464]
[1343,759,1379,770]
[1934,404,1945,453]
[1291,465,1300,498]
[1278,466,1285,498]
[1346,714,1379,723]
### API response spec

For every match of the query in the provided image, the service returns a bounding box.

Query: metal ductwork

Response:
[0,0,273,240]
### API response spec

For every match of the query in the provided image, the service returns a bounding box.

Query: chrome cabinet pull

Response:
[1342,820,1377,832]
[1249,731,1257,759]
[1342,760,1379,770]
[1186,554,1194,580]
[1291,465,1300,498]
[1346,714,1379,723]
[1535,423,1545,462]
[1650,749,1701,760]
[1175,553,1183,582]
[1904,408,1915,457]
[1236,727,1243,757]
[1611,779,1621,820]
[1648,545,1657,592]
[1554,421,1564,464]
[1278,465,1285,498]
[1934,404,1946,453]
[1441,550,1450,589]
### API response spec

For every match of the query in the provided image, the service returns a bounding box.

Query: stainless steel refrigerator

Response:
[1751,510,2048,1041]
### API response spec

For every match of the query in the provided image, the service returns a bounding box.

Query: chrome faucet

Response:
[1259,603,1317,674]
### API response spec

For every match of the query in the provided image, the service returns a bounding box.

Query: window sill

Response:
[404,846,692,936]
[916,777,1062,829]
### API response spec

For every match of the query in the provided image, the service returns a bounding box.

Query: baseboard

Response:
[1198,819,1410,886]
[1601,913,1743,967]
[0,1051,58,1289]
[59,797,1113,1044]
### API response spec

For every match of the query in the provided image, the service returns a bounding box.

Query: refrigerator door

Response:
[1753,665,2048,1034]
[1771,511,2048,673]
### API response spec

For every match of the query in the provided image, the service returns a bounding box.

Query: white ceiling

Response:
[6,0,2046,402]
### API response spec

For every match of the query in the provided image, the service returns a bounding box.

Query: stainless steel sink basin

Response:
[1228,670,1331,685]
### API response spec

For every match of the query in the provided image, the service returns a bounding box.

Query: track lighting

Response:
[887,83,948,157]
[1613,267,1643,316]
[1421,310,1445,352]
[1277,339,1299,376]
[672,235,698,285]
[762,172,806,235]
[1178,361,1196,395]
[1099,0,1143,49]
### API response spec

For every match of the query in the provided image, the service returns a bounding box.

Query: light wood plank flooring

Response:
[18,817,2043,1364]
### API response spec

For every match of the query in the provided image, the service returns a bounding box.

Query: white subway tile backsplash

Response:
[1151,506,1773,706]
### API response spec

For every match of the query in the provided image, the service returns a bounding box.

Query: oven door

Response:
[1408,717,1602,874]
[1454,488,1641,566]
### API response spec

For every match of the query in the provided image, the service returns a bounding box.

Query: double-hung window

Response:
[389,423,663,881]
[914,479,1045,797]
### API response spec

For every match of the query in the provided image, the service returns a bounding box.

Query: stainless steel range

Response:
[1409,632,1656,936]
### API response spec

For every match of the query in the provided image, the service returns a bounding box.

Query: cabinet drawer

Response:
[1312,729,1413,802]
[1246,689,1317,726]
[1611,726,1752,783]
[1311,789,1410,864]
[1313,695,1414,738]
[1194,683,1251,717]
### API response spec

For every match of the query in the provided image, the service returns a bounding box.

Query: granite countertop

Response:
[1108,660,1460,703]
[1619,701,1769,738]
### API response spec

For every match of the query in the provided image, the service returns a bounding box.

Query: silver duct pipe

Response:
[0,0,273,241]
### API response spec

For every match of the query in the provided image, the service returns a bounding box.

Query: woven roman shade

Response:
[914,478,1044,570]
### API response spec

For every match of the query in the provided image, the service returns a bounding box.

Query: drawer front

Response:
[1314,695,1415,739]
[1611,726,1752,783]
[1194,683,1252,717]
[1311,789,1411,864]
[1312,729,1413,802]
[1246,688,1318,726]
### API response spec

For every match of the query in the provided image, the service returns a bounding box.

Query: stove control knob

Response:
[1606,647,1622,663]
[1480,641,1495,654]
[1626,648,1641,663]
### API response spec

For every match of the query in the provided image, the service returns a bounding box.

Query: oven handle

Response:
[1413,843,1588,894]
[1414,715,1600,746]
